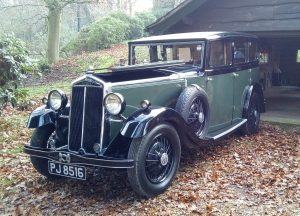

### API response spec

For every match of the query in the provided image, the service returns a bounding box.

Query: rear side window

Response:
[233,40,247,64]
[208,40,232,67]
[249,41,257,62]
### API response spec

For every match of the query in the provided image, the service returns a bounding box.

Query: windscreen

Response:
[130,42,204,68]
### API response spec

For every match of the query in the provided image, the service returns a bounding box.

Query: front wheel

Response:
[30,125,60,179]
[127,123,181,198]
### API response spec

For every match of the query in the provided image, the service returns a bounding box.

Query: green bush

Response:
[0,34,34,109]
[62,12,150,55]
[135,12,157,31]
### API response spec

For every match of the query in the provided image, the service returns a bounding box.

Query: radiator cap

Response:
[86,65,94,74]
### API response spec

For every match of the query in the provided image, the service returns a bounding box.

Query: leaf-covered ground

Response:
[24,43,128,87]
[0,104,299,215]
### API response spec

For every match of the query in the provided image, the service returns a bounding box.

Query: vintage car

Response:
[24,32,265,197]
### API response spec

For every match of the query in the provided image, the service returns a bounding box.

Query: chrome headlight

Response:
[104,93,126,115]
[48,89,68,111]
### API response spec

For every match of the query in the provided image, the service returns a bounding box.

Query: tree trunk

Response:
[47,8,61,64]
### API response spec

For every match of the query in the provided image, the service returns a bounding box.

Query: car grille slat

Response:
[68,87,84,152]
[82,87,103,153]
[68,82,103,154]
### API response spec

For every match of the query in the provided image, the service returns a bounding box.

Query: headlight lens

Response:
[48,90,68,111]
[104,93,125,115]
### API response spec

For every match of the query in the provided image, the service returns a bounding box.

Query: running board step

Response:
[205,119,247,140]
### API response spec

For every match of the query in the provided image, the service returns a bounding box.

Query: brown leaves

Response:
[1,119,300,215]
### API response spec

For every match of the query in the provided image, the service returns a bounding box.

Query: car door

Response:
[232,38,257,120]
[205,39,234,133]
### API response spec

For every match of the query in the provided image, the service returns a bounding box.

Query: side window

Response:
[249,41,258,62]
[208,40,232,67]
[233,39,247,64]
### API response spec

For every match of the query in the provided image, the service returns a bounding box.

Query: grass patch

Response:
[4,113,28,126]
[73,55,115,73]
[24,79,72,98]
[0,144,23,154]
[0,177,18,187]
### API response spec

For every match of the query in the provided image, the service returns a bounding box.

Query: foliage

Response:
[0,35,35,109]
[62,12,148,55]
[37,58,52,74]
[135,11,157,30]
[0,88,30,110]
[0,35,30,88]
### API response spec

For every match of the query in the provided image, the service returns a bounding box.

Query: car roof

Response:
[129,31,257,44]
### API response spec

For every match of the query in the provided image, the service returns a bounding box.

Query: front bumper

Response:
[24,145,134,169]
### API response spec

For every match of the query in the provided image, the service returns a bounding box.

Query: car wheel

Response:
[241,92,260,135]
[30,125,60,179]
[127,123,181,198]
[176,86,209,138]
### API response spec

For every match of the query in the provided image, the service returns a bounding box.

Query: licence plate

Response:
[48,161,86,180]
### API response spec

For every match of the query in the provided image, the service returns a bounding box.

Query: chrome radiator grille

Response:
[68,83,103,154]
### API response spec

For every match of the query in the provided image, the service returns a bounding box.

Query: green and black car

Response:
[24,32,265,197]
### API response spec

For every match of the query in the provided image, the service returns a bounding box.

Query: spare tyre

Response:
[175,86,209,139]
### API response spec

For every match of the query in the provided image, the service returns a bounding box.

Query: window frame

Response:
[206,39,233,69]
[129,41,205,69]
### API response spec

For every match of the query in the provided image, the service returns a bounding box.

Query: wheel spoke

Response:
[145,134,174,184]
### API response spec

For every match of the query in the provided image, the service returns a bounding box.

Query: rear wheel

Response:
[241,93,260,135]
[30,125,60,179]
[127,123,181,198]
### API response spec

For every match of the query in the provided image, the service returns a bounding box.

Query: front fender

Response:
[121,107,187,138]
[26,105,56,128]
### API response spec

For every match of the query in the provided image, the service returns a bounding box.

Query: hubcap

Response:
[198,112,204,123]
[160,153,169,166]
[187,97,205,136]
[145,134,173,183]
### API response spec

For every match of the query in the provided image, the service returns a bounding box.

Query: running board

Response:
[205,119,247,140]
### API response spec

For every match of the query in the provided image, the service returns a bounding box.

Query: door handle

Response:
[233,73,239,77]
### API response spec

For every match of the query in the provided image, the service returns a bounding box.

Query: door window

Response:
[208,40,232,67]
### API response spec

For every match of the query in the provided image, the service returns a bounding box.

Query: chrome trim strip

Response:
[72,85,102,88]
[111,76,185,87]
[56,145,68,150]
[99,82,108,151]
[67,88,73,152]
[211,119,247,140]
[81,87,87,148]
[26,148,134,169]
[60,115,69,119]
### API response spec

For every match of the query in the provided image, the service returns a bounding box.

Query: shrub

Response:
[135,12,157,32]
[0,34,34,109]
[62,12,147,55]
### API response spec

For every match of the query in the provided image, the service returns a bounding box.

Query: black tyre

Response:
[30,125,60,179]
[175,86,209,138]
[241,92,260,135]
[127,123,181,198]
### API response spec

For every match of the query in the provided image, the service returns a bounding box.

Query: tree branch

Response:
[0,4,45,10]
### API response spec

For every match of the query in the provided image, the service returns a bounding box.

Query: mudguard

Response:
[120,106,205,145]
[243,83,265,116]
[26,105,70,128]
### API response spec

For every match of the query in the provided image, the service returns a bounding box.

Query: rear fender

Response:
[243,83,265,116]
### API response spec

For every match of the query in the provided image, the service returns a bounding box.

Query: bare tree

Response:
[43,0,107,64]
